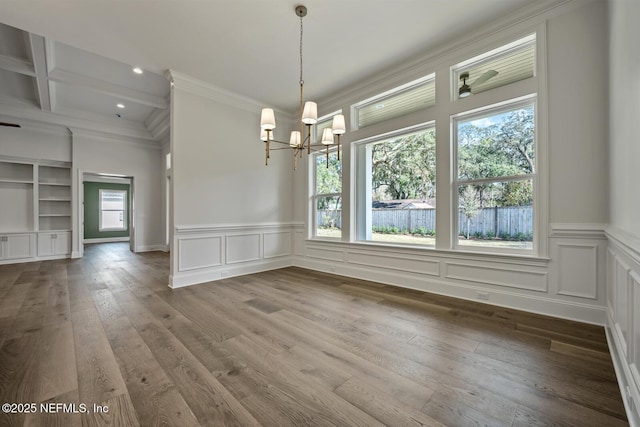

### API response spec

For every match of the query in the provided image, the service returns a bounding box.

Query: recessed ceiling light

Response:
[117,103,125,109]
[375,104,385,109]
[133,67,143,74]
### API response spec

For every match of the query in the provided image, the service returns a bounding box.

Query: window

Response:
[353,74,435,129]
[320,31,544,255]
[99,189,127,231]
[313,149,341,238]
[354,124,436,246]
[453,99,535,251]
[453,34,535,99]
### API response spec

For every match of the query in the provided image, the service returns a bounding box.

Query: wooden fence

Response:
[317,206,533,238]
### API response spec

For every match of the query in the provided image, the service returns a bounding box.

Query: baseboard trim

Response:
[84,237,130,244]
[136,245,168,253]
[169,257,293,289]
[606,316,640,427]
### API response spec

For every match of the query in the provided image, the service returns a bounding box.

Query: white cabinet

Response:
[0,233,36,261]
[37,232,70,257]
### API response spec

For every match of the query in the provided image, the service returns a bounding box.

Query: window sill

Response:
[305,238,549,266]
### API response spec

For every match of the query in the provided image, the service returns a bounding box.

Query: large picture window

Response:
[355,125,436,246]
[453,99,535,251]
[99,189,127,231]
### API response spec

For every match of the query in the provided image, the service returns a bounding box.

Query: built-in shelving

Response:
[0,157,72,263]
[38,164,71,232]
[0,160,34,233]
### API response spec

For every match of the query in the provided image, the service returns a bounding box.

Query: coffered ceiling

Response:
[0,0,557,142]
[0,22,169,141]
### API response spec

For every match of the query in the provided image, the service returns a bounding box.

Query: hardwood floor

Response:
[0,242,628,426]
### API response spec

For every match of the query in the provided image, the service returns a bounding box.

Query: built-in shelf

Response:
[0,178,34,185]
[39,181,71,187]
[38,164,72,233]
[0,161,34,183]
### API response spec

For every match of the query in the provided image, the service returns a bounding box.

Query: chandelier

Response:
[259,5,346,169]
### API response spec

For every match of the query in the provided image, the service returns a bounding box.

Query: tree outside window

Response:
[455,101,535,250]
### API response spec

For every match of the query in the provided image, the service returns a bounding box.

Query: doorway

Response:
[80,172,135,257]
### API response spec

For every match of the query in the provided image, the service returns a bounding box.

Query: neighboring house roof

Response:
[372,199,436,209]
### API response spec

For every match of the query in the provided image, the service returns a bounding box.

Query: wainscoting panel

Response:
[306,245,345,262]
[294,223,607,324]
[445,261,548,292]
[177,235,222,272]
[346,249,440,277]
[226,233,260,264]
[608,248,617,315]
[170,223,297,288]
[294,231,305,256]
[556,243,598,299]
[615,257,631,353]
[264,231,292,259]
[605,226,640,426]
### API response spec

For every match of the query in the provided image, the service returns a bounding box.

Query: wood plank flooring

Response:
[0,242,628,426]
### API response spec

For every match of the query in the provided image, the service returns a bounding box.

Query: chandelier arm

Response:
[267,139,292,146]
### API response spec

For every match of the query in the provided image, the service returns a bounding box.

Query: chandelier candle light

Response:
[259,5,346,169]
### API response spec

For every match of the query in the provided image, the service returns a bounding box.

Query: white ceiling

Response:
[0,0,543,140]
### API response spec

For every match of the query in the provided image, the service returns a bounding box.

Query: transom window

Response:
[453,34,536,99]
[352,74,435,129]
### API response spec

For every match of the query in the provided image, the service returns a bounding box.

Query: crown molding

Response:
[0,102,155,141]
[166,70,296,120]
[69,127,161,150]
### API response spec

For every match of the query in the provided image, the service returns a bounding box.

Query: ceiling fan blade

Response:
[471,70,498,87]
[0,122,21,128]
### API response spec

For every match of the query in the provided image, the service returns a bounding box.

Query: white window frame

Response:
[352,121,436,246]
[309,111,343,240]
[98,189,128,232]
[451,95,537,254]
[311,147,342,240]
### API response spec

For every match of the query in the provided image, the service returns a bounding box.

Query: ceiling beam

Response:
[27,33,52,112]
[48,68,169,109]
[0,53,35,76]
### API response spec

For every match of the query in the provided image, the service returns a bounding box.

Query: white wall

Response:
[547,0,609,224]
[72,129,165,254]
[168,72,296,287]
[0,124,71,162]
[609,0,640,238]
[606,0,640,424]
